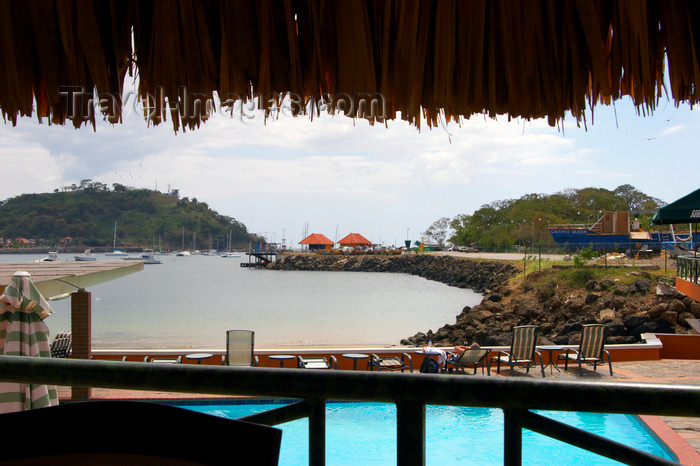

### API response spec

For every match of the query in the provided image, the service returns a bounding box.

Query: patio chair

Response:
[450,348,490,375]
[147,355,182,364]
[0,400,281,465]
[223,329,259,366]
[49,331,71,358]
[369,353,413,373]
[557,324,613,376]
[297,355,338,369]
[490,325,545,377]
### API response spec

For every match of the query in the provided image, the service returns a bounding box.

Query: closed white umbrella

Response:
[0,271,59,413]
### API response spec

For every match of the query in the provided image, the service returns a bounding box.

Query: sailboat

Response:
[105,221,128,256]
[221,230,241,258]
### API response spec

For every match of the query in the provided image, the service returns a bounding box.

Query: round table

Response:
[268,354,296,368]
[342,353,370,370]
[538,346,563,374]
[185,353,213,365]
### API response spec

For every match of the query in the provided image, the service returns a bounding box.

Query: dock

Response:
[240,251,277,268]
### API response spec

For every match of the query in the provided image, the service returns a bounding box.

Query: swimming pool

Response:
[174,400,676,465]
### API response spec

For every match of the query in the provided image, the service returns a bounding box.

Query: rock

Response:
[585,293,599,304]
[647,304,667,318]
[657,282,686,298]
[632,279,651,293]
[600,280,615,290]
[600,317,626,336]
[661,310,679,326]
[623,314,650,331]
[599,308,615,320]
[630,318,675,339]
[481,300,504,313]
[607,335,637,344]
[679,312,696,328]
[537,286,555,301]
[487,293,502,302]
[513,300,534,317]
[668,299,687,314]
[585,279,598,291]
[688,301,700,318]
[557,322,582,336]
[469,309,494,323]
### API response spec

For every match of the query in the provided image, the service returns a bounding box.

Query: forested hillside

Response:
[0,182,257,250]
[424,184,664,248]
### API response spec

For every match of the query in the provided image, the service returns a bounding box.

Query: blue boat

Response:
[548,211,698,252]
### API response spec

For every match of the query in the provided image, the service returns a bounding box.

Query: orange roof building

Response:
[338,233,372,248]
[299,233,334,251]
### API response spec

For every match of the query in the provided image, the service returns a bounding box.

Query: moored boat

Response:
[549,211,698,250]
[74,249,97,261]
[123,249,162,264]
[35,251,59,262]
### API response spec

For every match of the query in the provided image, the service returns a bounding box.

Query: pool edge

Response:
[640,415,700,465]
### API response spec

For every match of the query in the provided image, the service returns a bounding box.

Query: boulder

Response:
[469,309,495,323]
[629,318,675,339]
[632,279,651,293]
[656,282,686,298]
[623,314,650,331]
[647,304,666,318]
[668,299,687,314]
[661,310,679,326]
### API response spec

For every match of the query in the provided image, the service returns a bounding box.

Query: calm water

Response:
[1,253,480,348]
[180,401,675,465]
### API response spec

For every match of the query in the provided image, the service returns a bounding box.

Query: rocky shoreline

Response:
[269,253,699,347]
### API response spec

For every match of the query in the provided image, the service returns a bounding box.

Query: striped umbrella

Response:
[0,271,59,413]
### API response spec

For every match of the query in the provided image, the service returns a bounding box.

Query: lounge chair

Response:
[49,331,71,358]
[297,355,337,369]
[450,348,490,375]
[223,330,259,366]
[557,324,613,376]
[369,353,413,373]
[0,401,281,465]
[490,325,545,377]
[146,356,182,364]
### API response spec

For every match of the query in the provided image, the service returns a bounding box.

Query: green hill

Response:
[0,184,258,250]
[424,184,664,249]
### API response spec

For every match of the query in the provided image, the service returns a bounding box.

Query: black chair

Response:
[0,400,282,465]
[490,325,545,377]
[557,324,613,376]
[369,353,413,373]
[297,355,338,369]
[49,331,71,358]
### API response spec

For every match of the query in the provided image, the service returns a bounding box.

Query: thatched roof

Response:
[1,1,699,133]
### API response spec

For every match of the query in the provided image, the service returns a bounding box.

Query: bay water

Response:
[1,253,481,349]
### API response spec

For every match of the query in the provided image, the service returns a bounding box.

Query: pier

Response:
[241,251,277,268]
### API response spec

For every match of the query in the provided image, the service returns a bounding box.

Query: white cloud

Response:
[1,98,699,248]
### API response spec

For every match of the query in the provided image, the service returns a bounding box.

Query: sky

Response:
[1,84,698,249]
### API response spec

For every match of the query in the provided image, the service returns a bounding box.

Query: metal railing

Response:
[1,355,698,465]
[678,255,700,284]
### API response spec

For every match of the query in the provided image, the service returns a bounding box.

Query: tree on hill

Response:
[440,185,664,248]
[0,185,260,250]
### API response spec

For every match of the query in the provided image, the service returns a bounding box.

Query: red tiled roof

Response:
[338,233,372,246]
[298,233,334,245]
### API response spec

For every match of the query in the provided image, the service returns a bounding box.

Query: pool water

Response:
[179,401,676,465]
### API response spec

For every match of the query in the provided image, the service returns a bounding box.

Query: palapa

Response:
[0,1,699,132]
